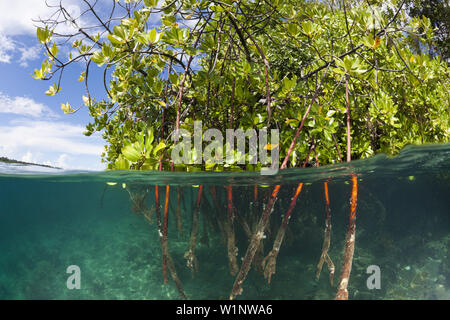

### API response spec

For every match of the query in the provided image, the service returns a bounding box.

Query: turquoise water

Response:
[0,144,449,300]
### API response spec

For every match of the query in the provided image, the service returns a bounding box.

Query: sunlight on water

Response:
[0,144,449,300]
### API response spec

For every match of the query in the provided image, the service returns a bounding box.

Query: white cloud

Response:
[0,0,157,67]
[0,33,15,63]
[18,45,42,67]
[0,0,47,35]
[0,119,105,170]
[0,0,81,36]
[55,153,69,168]
[0,33,42,67]
[0,119,103,156]
[21,150,36,163]
[0,91,57,118]
[0,0,82,67]
[0,1,107,171]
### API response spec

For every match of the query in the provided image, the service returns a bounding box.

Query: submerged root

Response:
[154,185,169,284]
[223,218,239,276]
[158,185,187,298]
[316,240,335,286]
[325,255,335,286]
[209,185,239,276]
[230,185,281,300]
[262,182,304,284]
[253,244,265,274]
[335,175,358,300]
[225,185,239,275]
[184,249,198,274]
[185,186,203,274]
[166,251,187,300]
[125,186,186,297]
[251,185,265,274]
[261,249,278,284]
[126,186,150,216]
[316,181,335,286]
[176,186,183,237]
[237,205,264,274]
[126,185,154,223]
[143,206,155,225]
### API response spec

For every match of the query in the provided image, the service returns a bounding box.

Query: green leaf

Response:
[82,95,91,106]
[113,25,127,40]
[50,42,59,58]
[144,0,158,8]
[154,80,163,94]
[61,102,74,114]
[362,35,375,48]
[152,141,166,156]
[91,51,106,65]
[301,21,313,37]
[115,156,130,170]
[107,34,124,45]
[285,118,299,126]
[185,46,197,56]
[102,44,113,58]
[122,145,141,162]
[45,83,61,96]
[135,32,149,45]
[146,128,154,145]
[32,69,42,80]
[37,27,52,44]
[287,23,299,36]
[161,15,176,26]
[121,18,135,26]
[243,61,251,74]
[283,75,297,92]
[149,28,160,44]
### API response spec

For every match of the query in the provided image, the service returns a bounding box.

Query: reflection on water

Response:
[0,144,449,299]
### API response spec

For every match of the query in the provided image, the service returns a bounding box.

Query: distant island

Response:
[0,156,61,169]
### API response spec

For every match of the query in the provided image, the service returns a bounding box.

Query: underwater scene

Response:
[0,143,449,300]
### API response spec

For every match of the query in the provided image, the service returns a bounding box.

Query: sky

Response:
[0,0,198,171]
[0,0,109,170]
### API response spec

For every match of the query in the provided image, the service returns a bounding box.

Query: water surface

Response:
[0,143,449,299]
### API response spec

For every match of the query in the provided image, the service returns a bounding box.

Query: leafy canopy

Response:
[34,0,449,171]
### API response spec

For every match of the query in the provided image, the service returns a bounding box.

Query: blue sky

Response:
[0,0,199,170]
[0,0,109,170]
